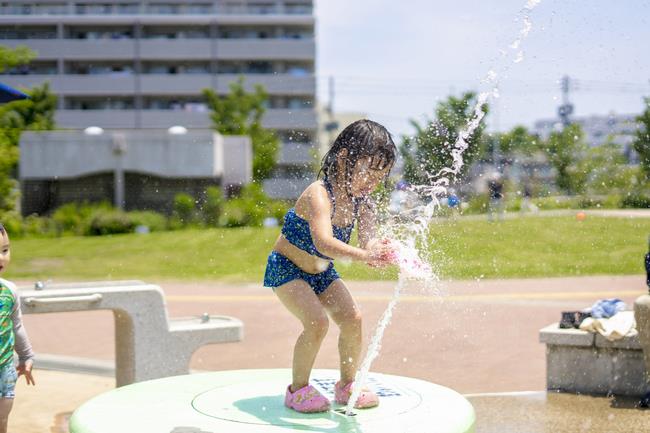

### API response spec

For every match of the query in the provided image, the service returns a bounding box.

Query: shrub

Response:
[86,210,135,236]
[621,192,650,209]
[128,211,167,232]
[173,193,196,226]
[0,212,23,237]
[52,202,112,235]
[464,195,489,214]
[218,183,288,227]
[202,186,224,227]
[23,214,57,237]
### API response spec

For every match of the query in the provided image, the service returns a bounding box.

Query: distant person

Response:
[263,120,398,412]
[0,223,35,433]
[487,173,505,222]
[388,179,414,216]
[520,182,533,213]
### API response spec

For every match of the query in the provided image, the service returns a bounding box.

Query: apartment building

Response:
[0,0,316,198]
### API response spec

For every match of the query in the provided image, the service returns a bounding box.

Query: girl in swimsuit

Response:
[264,119,398,413]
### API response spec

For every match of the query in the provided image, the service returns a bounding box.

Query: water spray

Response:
[345,0,544,416]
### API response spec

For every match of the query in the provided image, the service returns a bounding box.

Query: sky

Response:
[315,0,650,139]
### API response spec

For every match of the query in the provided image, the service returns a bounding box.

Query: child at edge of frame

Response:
[263,119,399,413]
[0,222,36,432]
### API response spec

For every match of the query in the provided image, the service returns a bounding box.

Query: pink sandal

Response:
[284,384,331,413]
[334,381,379,409]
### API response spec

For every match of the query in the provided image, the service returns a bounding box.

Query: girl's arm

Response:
[306,185,370,262]
[9,287,35,365]
[356,198,377,249]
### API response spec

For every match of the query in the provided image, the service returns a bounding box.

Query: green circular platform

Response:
[70,369,475,433]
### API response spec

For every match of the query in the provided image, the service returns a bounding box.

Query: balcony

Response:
[215,39,313,60]
[0,73,314,97]
[0,74,137,95]
[263,176,313,199]
[278,142,315,165]
[55,108,316,130]
[0,39,136,59]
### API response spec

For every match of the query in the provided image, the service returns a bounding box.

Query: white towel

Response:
[579,311,637,341]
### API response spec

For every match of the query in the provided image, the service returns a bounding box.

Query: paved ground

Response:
[11,275,650,432]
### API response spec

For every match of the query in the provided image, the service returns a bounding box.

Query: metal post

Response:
[112,133,127,210]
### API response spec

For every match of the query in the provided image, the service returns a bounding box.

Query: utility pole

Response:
[324,76,339,147]
[492,83,500,173]
[558,75,574,127]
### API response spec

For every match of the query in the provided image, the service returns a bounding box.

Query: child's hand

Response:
[17,360,35,386]
[365,238,399,268]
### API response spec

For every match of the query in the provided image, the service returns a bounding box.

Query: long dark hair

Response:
[319,119,397,196]
[0,223,4,234]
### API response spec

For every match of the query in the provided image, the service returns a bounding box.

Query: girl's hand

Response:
[17,360,35,386]
[365,238,399,268]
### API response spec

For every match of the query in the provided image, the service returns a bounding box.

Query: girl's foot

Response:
[334,381,379,409]
[284,384,331,413]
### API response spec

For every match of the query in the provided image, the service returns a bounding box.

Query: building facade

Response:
[0,0,316,198]
[533,113,640,163]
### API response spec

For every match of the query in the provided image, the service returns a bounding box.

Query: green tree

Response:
[498,125,539,157]
[400,92,488,185]
[583,140,639,194]
[203,78,279,182]
[543,124,588,195]
[0,45,34,73]
[0,82,57,213]
[633,97,650,182]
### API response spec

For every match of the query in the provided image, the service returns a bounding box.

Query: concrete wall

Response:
[19,129,252,215]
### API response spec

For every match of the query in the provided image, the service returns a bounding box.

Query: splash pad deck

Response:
[69,369,475,433]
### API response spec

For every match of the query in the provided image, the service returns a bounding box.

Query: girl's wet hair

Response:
[0,223,4,234]
[319,119,397,195]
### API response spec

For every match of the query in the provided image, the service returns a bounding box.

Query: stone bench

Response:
[539,322,649,396]
[20,280,244,387]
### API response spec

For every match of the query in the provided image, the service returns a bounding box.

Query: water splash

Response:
[345,0,543,415]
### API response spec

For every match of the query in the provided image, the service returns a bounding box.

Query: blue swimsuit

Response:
[263,179,358,294]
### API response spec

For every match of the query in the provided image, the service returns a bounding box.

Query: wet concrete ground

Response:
[469,392,649,433]
[12,275,650,432]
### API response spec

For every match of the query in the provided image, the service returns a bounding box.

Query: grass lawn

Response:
[4,215,649,282]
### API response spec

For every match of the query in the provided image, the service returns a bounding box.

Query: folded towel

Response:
[579,311,637,341]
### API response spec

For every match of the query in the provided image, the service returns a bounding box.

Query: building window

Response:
[287,97,313,109]
[75,3,113,14]
[282,26,313,39]
[218,26,275,39]
[284,2,312,14]
[217,61,275,74]
[277,130,313,144]
[143,98,208,112]
[285,63,312,76]
[248,2,277,14]
[116,3,140,14]
[146,3,179,14]
[184,3,212,14]
[67,26,133,39]
[1,2,70,14]
[219,1,278,14]
[2,61,58,75]
[142,26,209,39]
[66,97,135,110]
[0,25,57,39]
[142,62,210,74]
[66,62,134,75]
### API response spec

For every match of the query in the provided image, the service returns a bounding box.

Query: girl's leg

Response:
[0,398,13,433]
[318,279,362,384]
[275,279,330,391]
